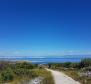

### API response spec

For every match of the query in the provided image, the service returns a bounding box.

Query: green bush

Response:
[15,61,35,69]
[13,69,37,78]
[62,62,71,68]
[0,70,14,82]
[0,61,38,83]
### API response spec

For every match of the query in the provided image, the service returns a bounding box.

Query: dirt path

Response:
[46,69,81,84]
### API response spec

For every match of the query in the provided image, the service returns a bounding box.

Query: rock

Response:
[29,77,43,84]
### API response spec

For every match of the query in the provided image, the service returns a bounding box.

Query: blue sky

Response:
[0,0,91,57]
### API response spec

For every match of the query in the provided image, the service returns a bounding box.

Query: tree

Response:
[79,58,91,68]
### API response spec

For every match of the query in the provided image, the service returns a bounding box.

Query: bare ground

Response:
[46,69,81,84]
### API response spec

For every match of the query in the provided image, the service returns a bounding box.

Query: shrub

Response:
[0,70,14,82]
[79,58,91,68]
[15,61,35,69]
[63,62,71,68]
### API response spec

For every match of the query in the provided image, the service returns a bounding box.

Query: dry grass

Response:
[33,69,54,84]
[62,69,91,84]
[7,69,54,84]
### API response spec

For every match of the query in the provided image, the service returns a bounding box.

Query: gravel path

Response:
[46,69,81,84]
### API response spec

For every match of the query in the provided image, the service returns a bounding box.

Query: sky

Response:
[0,0,91,57]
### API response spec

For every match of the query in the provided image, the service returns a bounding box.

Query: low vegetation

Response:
[33,69,54,84]
[0,58,90,84]
[47,58,91,84]
[0,61,54,84]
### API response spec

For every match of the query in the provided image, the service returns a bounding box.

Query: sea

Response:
[0,55,91,64]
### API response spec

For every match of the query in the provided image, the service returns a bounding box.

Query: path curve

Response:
[46,69,81,84]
